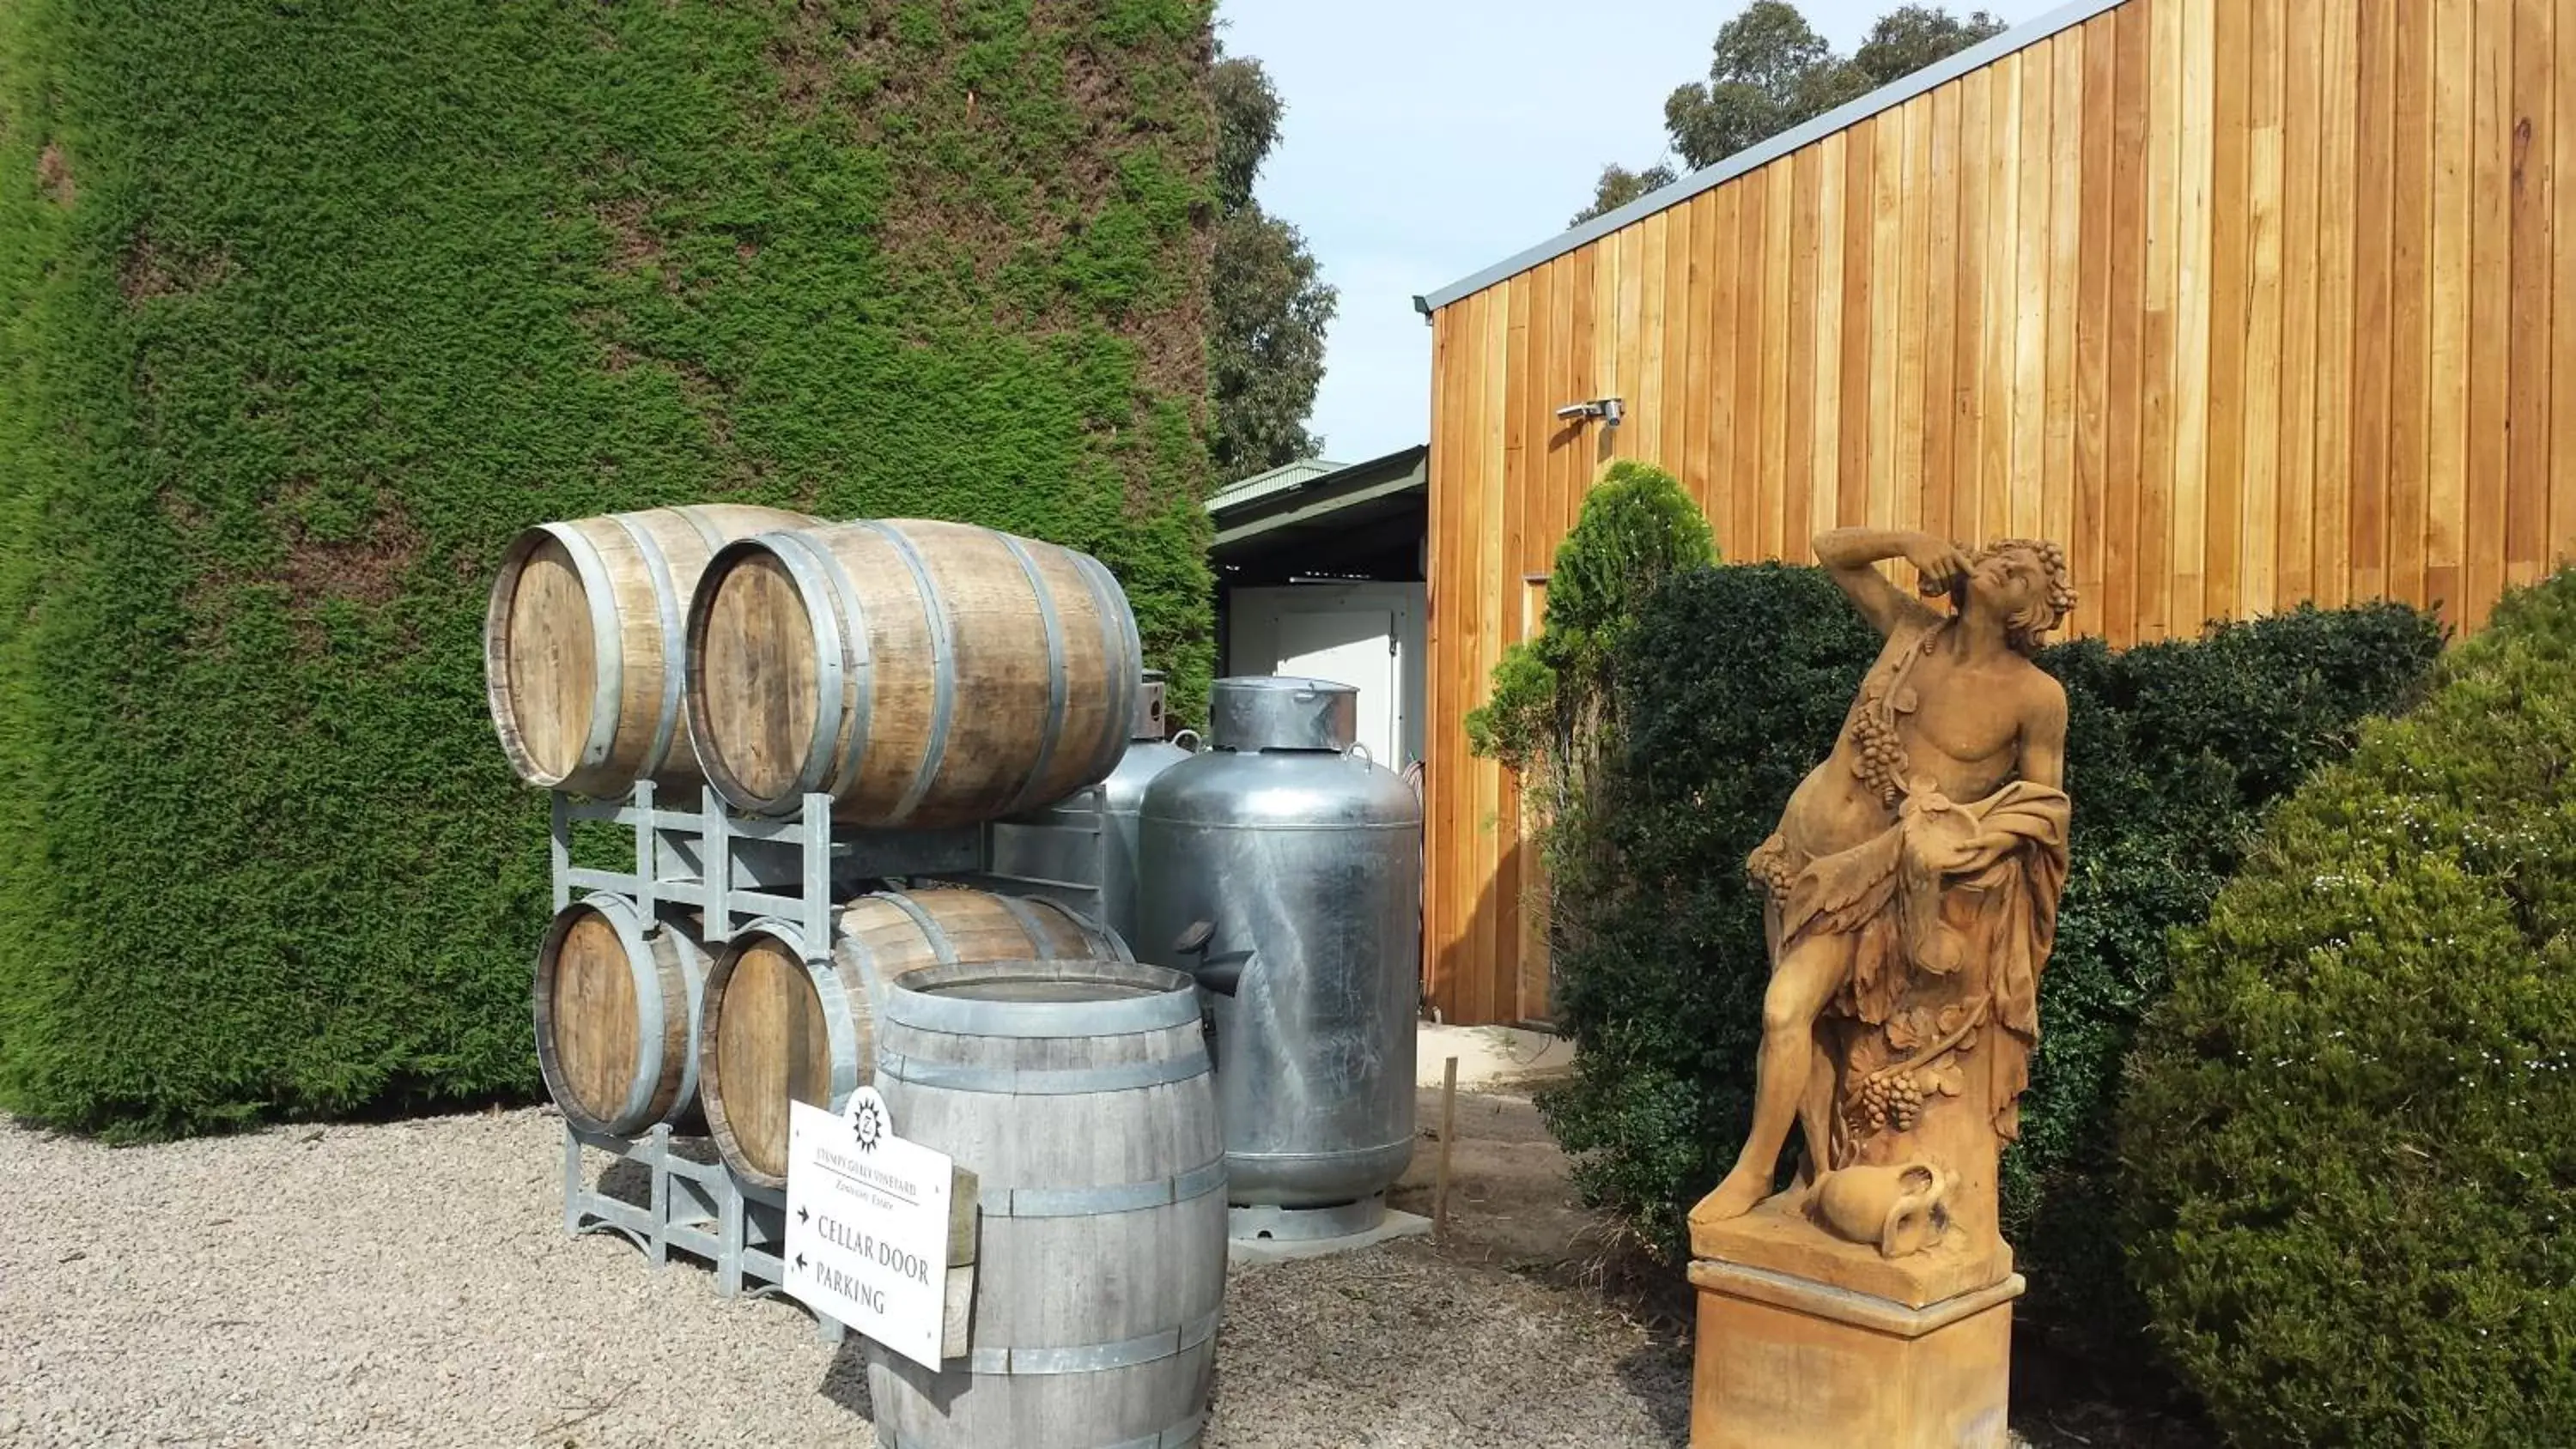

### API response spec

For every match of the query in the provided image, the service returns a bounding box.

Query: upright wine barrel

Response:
[684,519,1143,827]
[697,888,1127,1189]
[533,894,709,1137]
[486,503,816,797]
[866,957,1224,1449]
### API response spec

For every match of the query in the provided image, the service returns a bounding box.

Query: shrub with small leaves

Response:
[2121,569,2576,1447]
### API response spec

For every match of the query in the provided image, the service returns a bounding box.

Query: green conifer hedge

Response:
[2121,570,2576,1446]
[0,0,1216,1137]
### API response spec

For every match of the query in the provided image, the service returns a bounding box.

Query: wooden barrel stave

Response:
[684,518,1141,828]
[485,503,813,797]
[532,894,708,1137]
[697,888,1128,1189]
[866,958,1224,1449]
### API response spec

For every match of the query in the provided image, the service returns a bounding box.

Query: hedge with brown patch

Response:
[0,0,1217,1136]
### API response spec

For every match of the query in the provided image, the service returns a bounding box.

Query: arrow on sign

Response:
[797,1205,810,1224]
[793,1252,807,1272]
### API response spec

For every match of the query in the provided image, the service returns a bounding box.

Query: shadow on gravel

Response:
[820,1336,874,1421]
[1613,1338,1693,1448]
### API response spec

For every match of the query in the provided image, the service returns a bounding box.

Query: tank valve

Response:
[1172,920,1250,997]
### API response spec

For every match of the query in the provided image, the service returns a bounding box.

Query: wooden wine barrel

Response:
[486,503,815,797]
[532,894,708,1137]
[866,957,1224,1449]
[683,519,1143,827]
[697,888,1127,1189]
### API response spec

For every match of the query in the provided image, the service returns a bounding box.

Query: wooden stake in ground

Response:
[1433,1056,1460,1246]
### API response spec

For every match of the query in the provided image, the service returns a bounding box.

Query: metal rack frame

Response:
[545,778,1112,1343]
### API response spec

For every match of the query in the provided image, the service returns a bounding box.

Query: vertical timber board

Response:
[1477,284,1511,1027]
[2313,1,2359,610]
[1872,106,1909,537]
[1424,303,1459,1019]
[2106,0,2151,643]
[2428,0,2475,623]
[2075,15,2116,627]
[1785,146,1823,557]
[1681,196,1717,518]
[1613,221,1646,467]
[2140,0,2183,640]
[1840,119,1878,530]
[1492,276,1529,1025]
[1954,64,1990,555]
[2464,0,2512,627]
[2014,43,2053,544]
[1661,198,1695,479]
[1479,284,1521,1023]
[2352,0,2397,609]
[2047,33,2086,556]
[1752,176,1772,561]
[2558,0,2576,574]
[1983,55,2020,549]
[1899,96,1935,551]
[2204,0,2249,624]
[1635,211,1668,470]
[1708,188,1744,536]
[1810,129,1847,538]
[2506,0,2554,588]
[2172,0,2215,634]
[2397,0,2437,612]
[2276,0,2324,608]
[1762,157,1796,561]
[1927,78,1963,549]
[2240,0,2286,616]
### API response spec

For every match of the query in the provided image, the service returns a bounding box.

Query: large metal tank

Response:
[1139,676,1424,1240]
[992,670,1193,945]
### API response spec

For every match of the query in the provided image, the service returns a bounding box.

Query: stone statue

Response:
[1697,529,2074,1266]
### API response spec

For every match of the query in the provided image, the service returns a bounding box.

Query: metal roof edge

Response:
[1416,0,2131,314]
[1205,443,1429,519]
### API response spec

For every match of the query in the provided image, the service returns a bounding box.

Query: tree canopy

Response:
[1211,45,1338,482]
[1575,3,2007,225]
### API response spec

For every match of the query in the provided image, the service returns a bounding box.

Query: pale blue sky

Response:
[1214,1,2055,465]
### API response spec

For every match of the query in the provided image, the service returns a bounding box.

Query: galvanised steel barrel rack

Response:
[546,778,1117,1342]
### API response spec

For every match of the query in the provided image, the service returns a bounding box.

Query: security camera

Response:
[1553,397,1625,426]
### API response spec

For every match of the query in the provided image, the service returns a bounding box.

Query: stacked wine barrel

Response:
[486,506,1146,1145]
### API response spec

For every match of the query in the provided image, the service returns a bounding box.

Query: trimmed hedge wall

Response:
[0,0,1216,1137]
[2121,570,2576,1446]
[1534,562,2440,1350]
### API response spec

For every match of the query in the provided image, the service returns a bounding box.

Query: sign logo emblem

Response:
[852,1093,887,1152]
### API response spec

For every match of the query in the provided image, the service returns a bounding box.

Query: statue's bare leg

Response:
[1704,931,1854,1220]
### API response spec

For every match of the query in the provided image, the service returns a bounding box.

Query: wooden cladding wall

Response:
[1424,0,2576,1026]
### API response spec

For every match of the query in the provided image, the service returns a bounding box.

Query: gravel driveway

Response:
[0,1107,1687,1448]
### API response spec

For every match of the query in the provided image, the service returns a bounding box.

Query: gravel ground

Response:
[0,1106,1688,1448]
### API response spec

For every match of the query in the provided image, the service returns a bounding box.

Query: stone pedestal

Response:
[1688,1258,2023,1449]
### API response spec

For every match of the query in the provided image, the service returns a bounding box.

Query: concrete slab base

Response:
[1227,1208,1434,1265]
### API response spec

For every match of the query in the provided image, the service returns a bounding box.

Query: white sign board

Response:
[784,1087,956,1369]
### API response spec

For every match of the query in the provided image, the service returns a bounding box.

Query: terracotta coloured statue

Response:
[1698,529,2074,1258]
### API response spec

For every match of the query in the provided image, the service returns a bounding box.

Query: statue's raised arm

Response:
[1813,527,1975,640]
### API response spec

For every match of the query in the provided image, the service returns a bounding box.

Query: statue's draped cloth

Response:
[1749,628,2072,1143]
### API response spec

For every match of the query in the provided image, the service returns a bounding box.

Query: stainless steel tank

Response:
[992,671,1194,946]
[1138,676,1424,1240]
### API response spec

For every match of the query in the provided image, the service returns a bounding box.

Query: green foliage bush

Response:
[0,0,1216,1137]
[1464,459,1713,774]
[1535,563,2440,1355]
[2120,571,2576,1447]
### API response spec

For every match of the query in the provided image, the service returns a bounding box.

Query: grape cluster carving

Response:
[1848,698,1911,809]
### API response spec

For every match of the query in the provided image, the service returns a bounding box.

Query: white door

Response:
[1274,609,1400,766]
